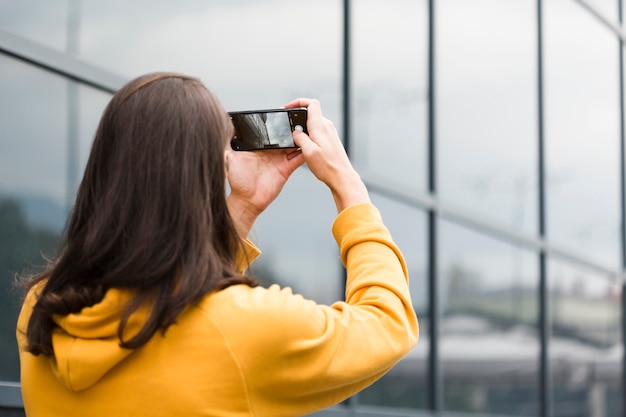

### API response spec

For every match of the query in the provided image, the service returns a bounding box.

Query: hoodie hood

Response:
[50,288,148,391]
[18,241,262,393]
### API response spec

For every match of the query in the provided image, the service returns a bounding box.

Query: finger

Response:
[283,98,310,108]
[286,148,303,161]
[292,129,315,151]
[286,151,305,173]
[284,98,322,118]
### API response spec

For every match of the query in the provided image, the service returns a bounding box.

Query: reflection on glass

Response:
[548,260,622,417]
[351,0,428,196]
[77,1,342,116]
[440,220,539,415]
[0,404,27,417]
[544,0,621,270]
[586,0,618,22]
[358,193,428,409]
[438,0,538,236]
[0,58,67,208]
[0,198,59,383]
[0,56,67,381]
[2,0,343,121]
[0,1,68,51]
[77,86,112,178]
[0,56,109,382]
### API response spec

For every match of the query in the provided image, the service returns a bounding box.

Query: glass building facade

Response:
[0,1,625,416]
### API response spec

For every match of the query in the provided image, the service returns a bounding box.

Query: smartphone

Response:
[229,108,307,151]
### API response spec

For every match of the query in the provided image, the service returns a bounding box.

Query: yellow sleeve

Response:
[217,203,419,417]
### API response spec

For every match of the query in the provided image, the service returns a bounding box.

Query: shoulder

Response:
[193,284,329,344]
[198,284,324,324]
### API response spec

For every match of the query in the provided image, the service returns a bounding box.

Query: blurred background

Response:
[0,1,625,416]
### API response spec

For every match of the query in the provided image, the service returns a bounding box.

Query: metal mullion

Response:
[537,0,551,416]
[340,0,358,413]
[0,29,124,94]
[621,0,626,275]
[619,1,626,416]
[539,253,550,417]
[343,0,351,158]
[427,210,440,413]
[0,382,22,408]
[364,176,626,282]
[427,0,441,413]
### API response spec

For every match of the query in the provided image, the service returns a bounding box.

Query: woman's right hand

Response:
[285,98,371,213]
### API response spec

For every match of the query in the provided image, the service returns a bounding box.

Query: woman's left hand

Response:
[225,147,304,238]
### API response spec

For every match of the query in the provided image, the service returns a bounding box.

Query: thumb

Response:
[292,129,313,152]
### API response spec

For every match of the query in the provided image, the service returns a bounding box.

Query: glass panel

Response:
[548,260,622,417]
[544,0,621,270]
[77,85,111,185]
[1,0,343,116]
[358,194,428,409]
[437,0,538,237]
[585,0,618,22]
[440,221,540,416]
[77,1,342,115]
[0,409,25,417]
[249,168,343,305]
[196,0,342,306]
[0,59,67,209]
[351,0,429,196]
[0,55,109,382]
[1,0,344,387]
[0,56,66,382]
[0,0,69,51]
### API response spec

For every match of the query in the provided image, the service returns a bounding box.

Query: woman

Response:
[16,72,418,417]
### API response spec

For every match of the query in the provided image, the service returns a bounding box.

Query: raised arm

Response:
[287,98,371,213]
[216,98,419,416]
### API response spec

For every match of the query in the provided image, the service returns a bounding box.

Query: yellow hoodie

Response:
[17,203,418,417]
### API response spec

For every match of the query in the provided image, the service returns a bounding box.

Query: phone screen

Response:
[229,108,307,151]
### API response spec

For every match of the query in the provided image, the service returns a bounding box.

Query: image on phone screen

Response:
[230,108,307,151]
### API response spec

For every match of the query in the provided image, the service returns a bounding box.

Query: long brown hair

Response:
[23,72,257,356]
